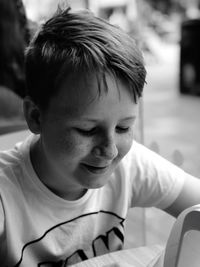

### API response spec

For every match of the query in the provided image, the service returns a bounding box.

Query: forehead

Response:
[48,71,134,117]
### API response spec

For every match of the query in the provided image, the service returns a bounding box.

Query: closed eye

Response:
[116,126,130,133]
[75,126,131,136]
[75,127,97,136]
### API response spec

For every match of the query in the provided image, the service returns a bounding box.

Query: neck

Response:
[30,138,87,201]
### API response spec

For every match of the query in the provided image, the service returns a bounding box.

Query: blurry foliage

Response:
[0,0,30,129]
[147,0,183,14]
[0,0,30,98]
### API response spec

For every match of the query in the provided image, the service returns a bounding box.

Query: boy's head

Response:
[25,7,146,110]
[24,7,147,198]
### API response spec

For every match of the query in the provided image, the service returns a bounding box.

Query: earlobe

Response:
[23,97,42,134]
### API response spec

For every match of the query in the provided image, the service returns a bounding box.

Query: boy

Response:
[1,7,200,267]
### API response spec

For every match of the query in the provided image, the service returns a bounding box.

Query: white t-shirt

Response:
[0,134,185,266]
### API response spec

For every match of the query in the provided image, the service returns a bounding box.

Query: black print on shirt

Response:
[14,210,125,267]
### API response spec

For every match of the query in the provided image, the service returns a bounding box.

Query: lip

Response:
[81,163,110,174]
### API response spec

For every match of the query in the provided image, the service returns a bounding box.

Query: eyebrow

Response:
[120,116,136,122]
[76,116,136,123]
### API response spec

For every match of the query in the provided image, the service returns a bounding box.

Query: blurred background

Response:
[1,0,200,250]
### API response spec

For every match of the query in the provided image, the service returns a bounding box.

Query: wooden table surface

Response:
[71,245,164,267]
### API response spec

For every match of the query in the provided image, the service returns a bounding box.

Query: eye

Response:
[76,127,97,136]
[116,126,130,133]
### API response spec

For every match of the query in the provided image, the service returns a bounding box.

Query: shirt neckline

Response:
[20,134,93,207]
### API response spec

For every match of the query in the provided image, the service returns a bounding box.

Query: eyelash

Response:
[116,126,130,133]
[76,127,130,136]
[76,128,97,136]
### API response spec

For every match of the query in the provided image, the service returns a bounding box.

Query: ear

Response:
[23,96,42,134]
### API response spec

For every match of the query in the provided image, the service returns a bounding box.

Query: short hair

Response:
[25,7,146,109]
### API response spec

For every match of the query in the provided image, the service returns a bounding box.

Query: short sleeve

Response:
[125,141,186,209]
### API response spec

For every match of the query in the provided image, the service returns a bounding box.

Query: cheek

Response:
[118,131,134,158]
[55,132,92,158]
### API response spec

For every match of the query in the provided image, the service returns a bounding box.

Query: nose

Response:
[92,134,118,160]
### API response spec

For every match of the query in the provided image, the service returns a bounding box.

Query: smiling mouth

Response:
[81,164,109,174]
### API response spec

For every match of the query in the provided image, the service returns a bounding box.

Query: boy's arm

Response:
[164,174,200,217]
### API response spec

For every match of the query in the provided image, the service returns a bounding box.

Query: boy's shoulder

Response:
[0,134,33,184]
[0,146,23,187]
[122,140,151,163]
[125,139,166,163]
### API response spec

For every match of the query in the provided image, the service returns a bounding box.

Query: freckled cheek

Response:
[56,134,92,159]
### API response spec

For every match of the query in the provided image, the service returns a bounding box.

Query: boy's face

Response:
[32,72,138,199]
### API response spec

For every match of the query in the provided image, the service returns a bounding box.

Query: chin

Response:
[83,175,111,189]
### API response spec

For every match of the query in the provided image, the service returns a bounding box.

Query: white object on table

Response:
[71,245,164,267]
[164,204,200,267]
